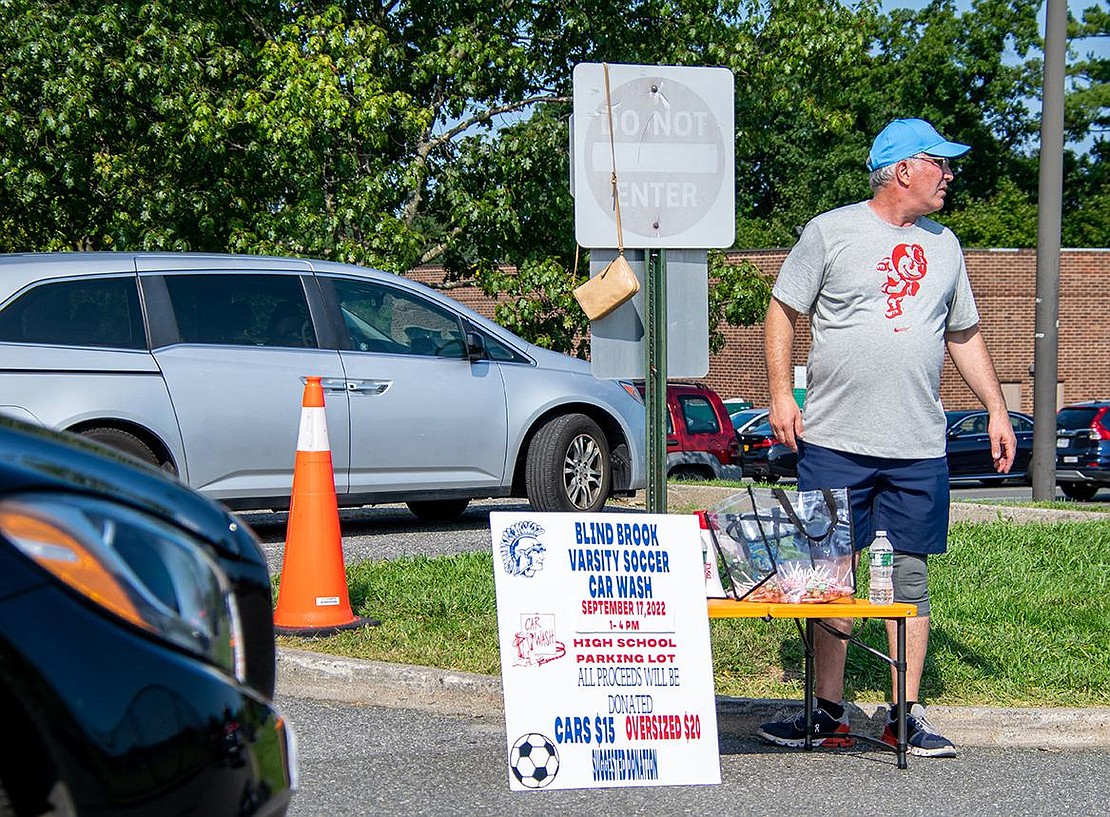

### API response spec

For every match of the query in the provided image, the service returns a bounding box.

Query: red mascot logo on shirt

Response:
[878,243,927,319]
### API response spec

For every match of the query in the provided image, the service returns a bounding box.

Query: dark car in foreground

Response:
[0,418,295,816]
[1055,400,1110,500]
[766,409,1036,484]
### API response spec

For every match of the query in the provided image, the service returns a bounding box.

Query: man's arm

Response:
[764,297,804,450]
[945,323,1017,473]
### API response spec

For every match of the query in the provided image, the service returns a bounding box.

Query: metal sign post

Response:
[645,249,668,513]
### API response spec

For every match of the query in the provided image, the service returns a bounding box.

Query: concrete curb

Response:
[277,647,1110,749]
[947,502,1107,524]
[277,647,503,718]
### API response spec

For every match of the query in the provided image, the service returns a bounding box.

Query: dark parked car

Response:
[0,417,296,815]
[739,420,779,482]
[730,407,769,436]
[943,409,1035,483]
[766,409,1036,484]
[635,382,741,480]
[1055,400,1110,500]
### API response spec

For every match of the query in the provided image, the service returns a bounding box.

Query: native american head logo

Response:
[500,520,547,578]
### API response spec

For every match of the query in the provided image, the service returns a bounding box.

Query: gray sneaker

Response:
[882,703,957,758]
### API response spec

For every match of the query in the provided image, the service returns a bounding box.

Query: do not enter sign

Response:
[573,63,735,249]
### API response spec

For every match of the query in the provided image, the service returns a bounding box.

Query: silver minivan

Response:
[0,253,645,518]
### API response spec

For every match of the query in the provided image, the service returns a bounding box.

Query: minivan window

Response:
[0,277,146,349]
[164,274,316,348]
[330,278,466,359]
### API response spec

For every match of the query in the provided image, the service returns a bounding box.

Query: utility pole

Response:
[1031,0,1067,501]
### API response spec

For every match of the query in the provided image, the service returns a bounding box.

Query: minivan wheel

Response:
[526,414,611,512]
[80,427,173,473]
[1060,482,1099,501]
[406,499,470,521]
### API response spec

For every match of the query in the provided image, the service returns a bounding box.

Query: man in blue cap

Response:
[758,119,1017,758]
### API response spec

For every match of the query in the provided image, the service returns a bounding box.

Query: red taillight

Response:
[753,437,772,449]
[1093,407,1110,440]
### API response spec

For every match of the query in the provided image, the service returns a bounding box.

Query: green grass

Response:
[276,520,1110,708]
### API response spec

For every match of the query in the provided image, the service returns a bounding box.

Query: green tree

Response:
[1061,3,1109,248]
[1066,3,1109,141]
[938,177,1039,247]
[815,0,1044,238]
[0,0,270,251]
[2,0,1107,353]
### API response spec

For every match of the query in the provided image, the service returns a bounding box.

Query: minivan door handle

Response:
[347,379,391,396]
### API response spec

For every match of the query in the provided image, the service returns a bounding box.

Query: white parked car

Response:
[0,253,646,518]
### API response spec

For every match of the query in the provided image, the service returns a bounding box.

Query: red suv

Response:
[635,382,741,480]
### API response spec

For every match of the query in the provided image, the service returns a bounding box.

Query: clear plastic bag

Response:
[704,486,856,603]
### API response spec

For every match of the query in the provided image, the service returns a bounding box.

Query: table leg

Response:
[804,619,815,751]
[896,617,907,769]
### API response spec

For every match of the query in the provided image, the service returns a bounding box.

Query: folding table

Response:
[707,597,918,768]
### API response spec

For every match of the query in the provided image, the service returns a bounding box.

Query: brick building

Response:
[411,249,1110,416]
[707,249,1110,415]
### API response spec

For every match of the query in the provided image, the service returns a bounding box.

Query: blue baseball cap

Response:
[866,118,970,171]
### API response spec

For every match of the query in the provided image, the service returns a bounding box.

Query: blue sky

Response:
[882,0,1108,60]
[881,0,1108,151]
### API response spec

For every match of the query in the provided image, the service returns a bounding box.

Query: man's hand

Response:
[769,395,804,452]
[989,412,1017,473]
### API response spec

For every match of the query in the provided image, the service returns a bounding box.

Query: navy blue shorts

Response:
[796,441,950,555]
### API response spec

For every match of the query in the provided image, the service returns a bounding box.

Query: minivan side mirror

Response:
[465,331,487,362]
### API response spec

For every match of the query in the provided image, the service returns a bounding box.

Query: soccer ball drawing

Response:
[509,732,560,788]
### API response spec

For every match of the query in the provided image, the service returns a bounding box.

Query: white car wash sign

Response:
[572,63,735,249]
[490,512,720,791]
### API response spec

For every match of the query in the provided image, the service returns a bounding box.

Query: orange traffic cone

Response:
[274,376,378,635]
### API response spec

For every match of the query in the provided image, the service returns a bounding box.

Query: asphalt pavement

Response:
[278,692,1110,816]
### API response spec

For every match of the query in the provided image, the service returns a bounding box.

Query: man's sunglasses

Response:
[910,155,954,174]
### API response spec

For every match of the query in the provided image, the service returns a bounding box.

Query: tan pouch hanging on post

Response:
[573,63,640,321]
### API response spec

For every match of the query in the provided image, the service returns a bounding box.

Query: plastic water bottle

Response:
[868,530,894,605]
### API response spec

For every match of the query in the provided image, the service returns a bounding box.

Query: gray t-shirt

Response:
[772,201,979,459]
